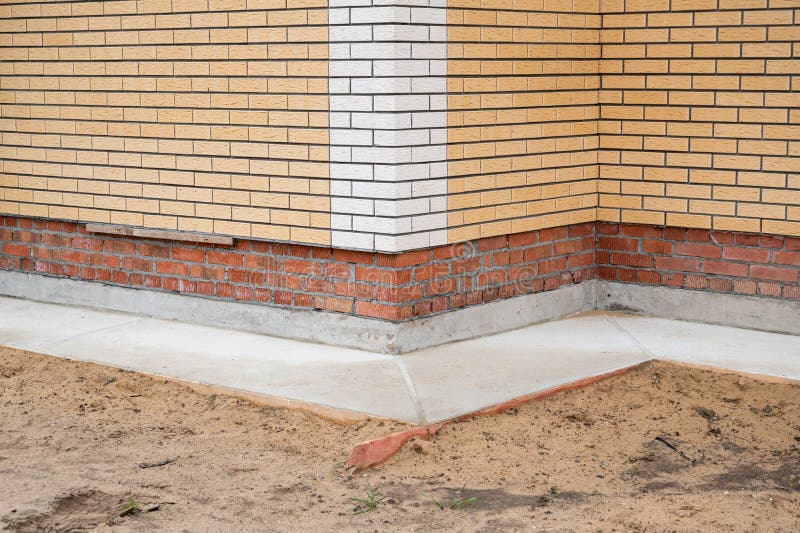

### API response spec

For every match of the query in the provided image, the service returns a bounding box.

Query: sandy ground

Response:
[1,346,799,532]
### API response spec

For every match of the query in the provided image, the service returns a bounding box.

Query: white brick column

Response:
[329,0,447,252]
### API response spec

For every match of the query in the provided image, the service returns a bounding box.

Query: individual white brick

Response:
[373,94,430,112]
[329,25,372,42]
[351,77,411,94]
[350,6,410,24]
[412,43,446,59]
[374,129,430,147]
[352,112,411,130]
[429,196,447,212]
[330,163,373,181]
[330,180,352,197]
[353,215,408,234]
[411,111,446,128]
[374,163,429,181]
[328,43,351,59]
[329,112,351,128]
[373,60,429,77]
[330,95,373,111]
[352,181,411,199]
[373,24,429,42]
[429,229,447,246]
[412,212,447,232]
[332,231,374,250]
[411,7,446,24]
[328,8,350,25]
[411,76,446,94]
[330,128,373,146]
[329,78,351,94]
[429,60,447,75]
[430,128,447,144]
[411,144,446,163]
[430,94,447,110]
[429,162,447,178]
[351,43,411,59]
[331,197,375,215]
[352,146,411,164]
[329,61,372,77]
[329,146,352,163]
[412,179,447,197]
[331,214,353,230]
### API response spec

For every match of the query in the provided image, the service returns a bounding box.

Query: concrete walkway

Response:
[1,295,799,425]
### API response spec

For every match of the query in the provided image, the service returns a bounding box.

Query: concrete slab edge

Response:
[598,281,800,337]
[0,270,596,354]
[346,363,644,473]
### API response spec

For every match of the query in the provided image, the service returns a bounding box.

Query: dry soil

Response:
[1,345,799,532]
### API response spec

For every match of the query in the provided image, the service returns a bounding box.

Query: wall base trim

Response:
[597,281,800,337]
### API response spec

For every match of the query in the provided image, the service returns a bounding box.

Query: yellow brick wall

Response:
[599,0,800,237]
[0,0,330,245]
[446,0,602,243]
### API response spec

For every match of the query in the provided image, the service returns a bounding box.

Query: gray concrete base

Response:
[597,281,800,337]
[0,270,594,354]
[2,269,798,353]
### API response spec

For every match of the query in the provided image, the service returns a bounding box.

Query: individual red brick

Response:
[172,247,205,263]
[325,262,351,280]
[476,235,508,252]
[702,261,748,277]
[676,242,721,259]
[539,257,567,275]
[449,256,481,274]
[427,277,458,296]
[273,291,292,305]
[61,250,89,264]
[595,222,619,235]
[355,266,411,285]
[162,277,181,292]
[638,270,661,285]
[283,259,321,276]
[104,240,136,255]
[732,279,757,295]
[91,254,122,269]
[611,253,654,268]
[376,249,431,268]
[664,227,686,241]
[617,268,638,283]
[243,254,280,270]
[773,251,800,266]
[708,278,733,293]
[228,269,264,285]
[750,265,798,282]
[758,281,782,297]
[216,283,234,298]
[785,237,800,252]
[195,281,215,296]
[523,243,555,261]
[332,249,373,264]
[136,242,169,258]
[433,242,472,260]
[156,261,189,276]
[294,292,314,308]
[555,239,582,255]
[597,236,639,252]
[687,229,711,242]
[207,250,243,266]
[377,284,424,303]
[783,285,800,299]
[508,230,539,247]
[253,288,272,302]
[333,281,375,299]
[655,256,700,272]
[2,243,30,256]
[760,235,784,248]
[569,222,595,237]
[414,263,450,281]
[598,266,618,280]
[354,301,412,321]
[662,272,683,287]
[735,233,760,247]
[189,265,226,280]
[304,277,331,294]
[709,231,735,245]
[684,274,708,290]
[314,296,353,314]
[234,286,252,301]
[642,239,673,255]
[722,246,770,263]
[539,227,568,242]
[620,224,662,238]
